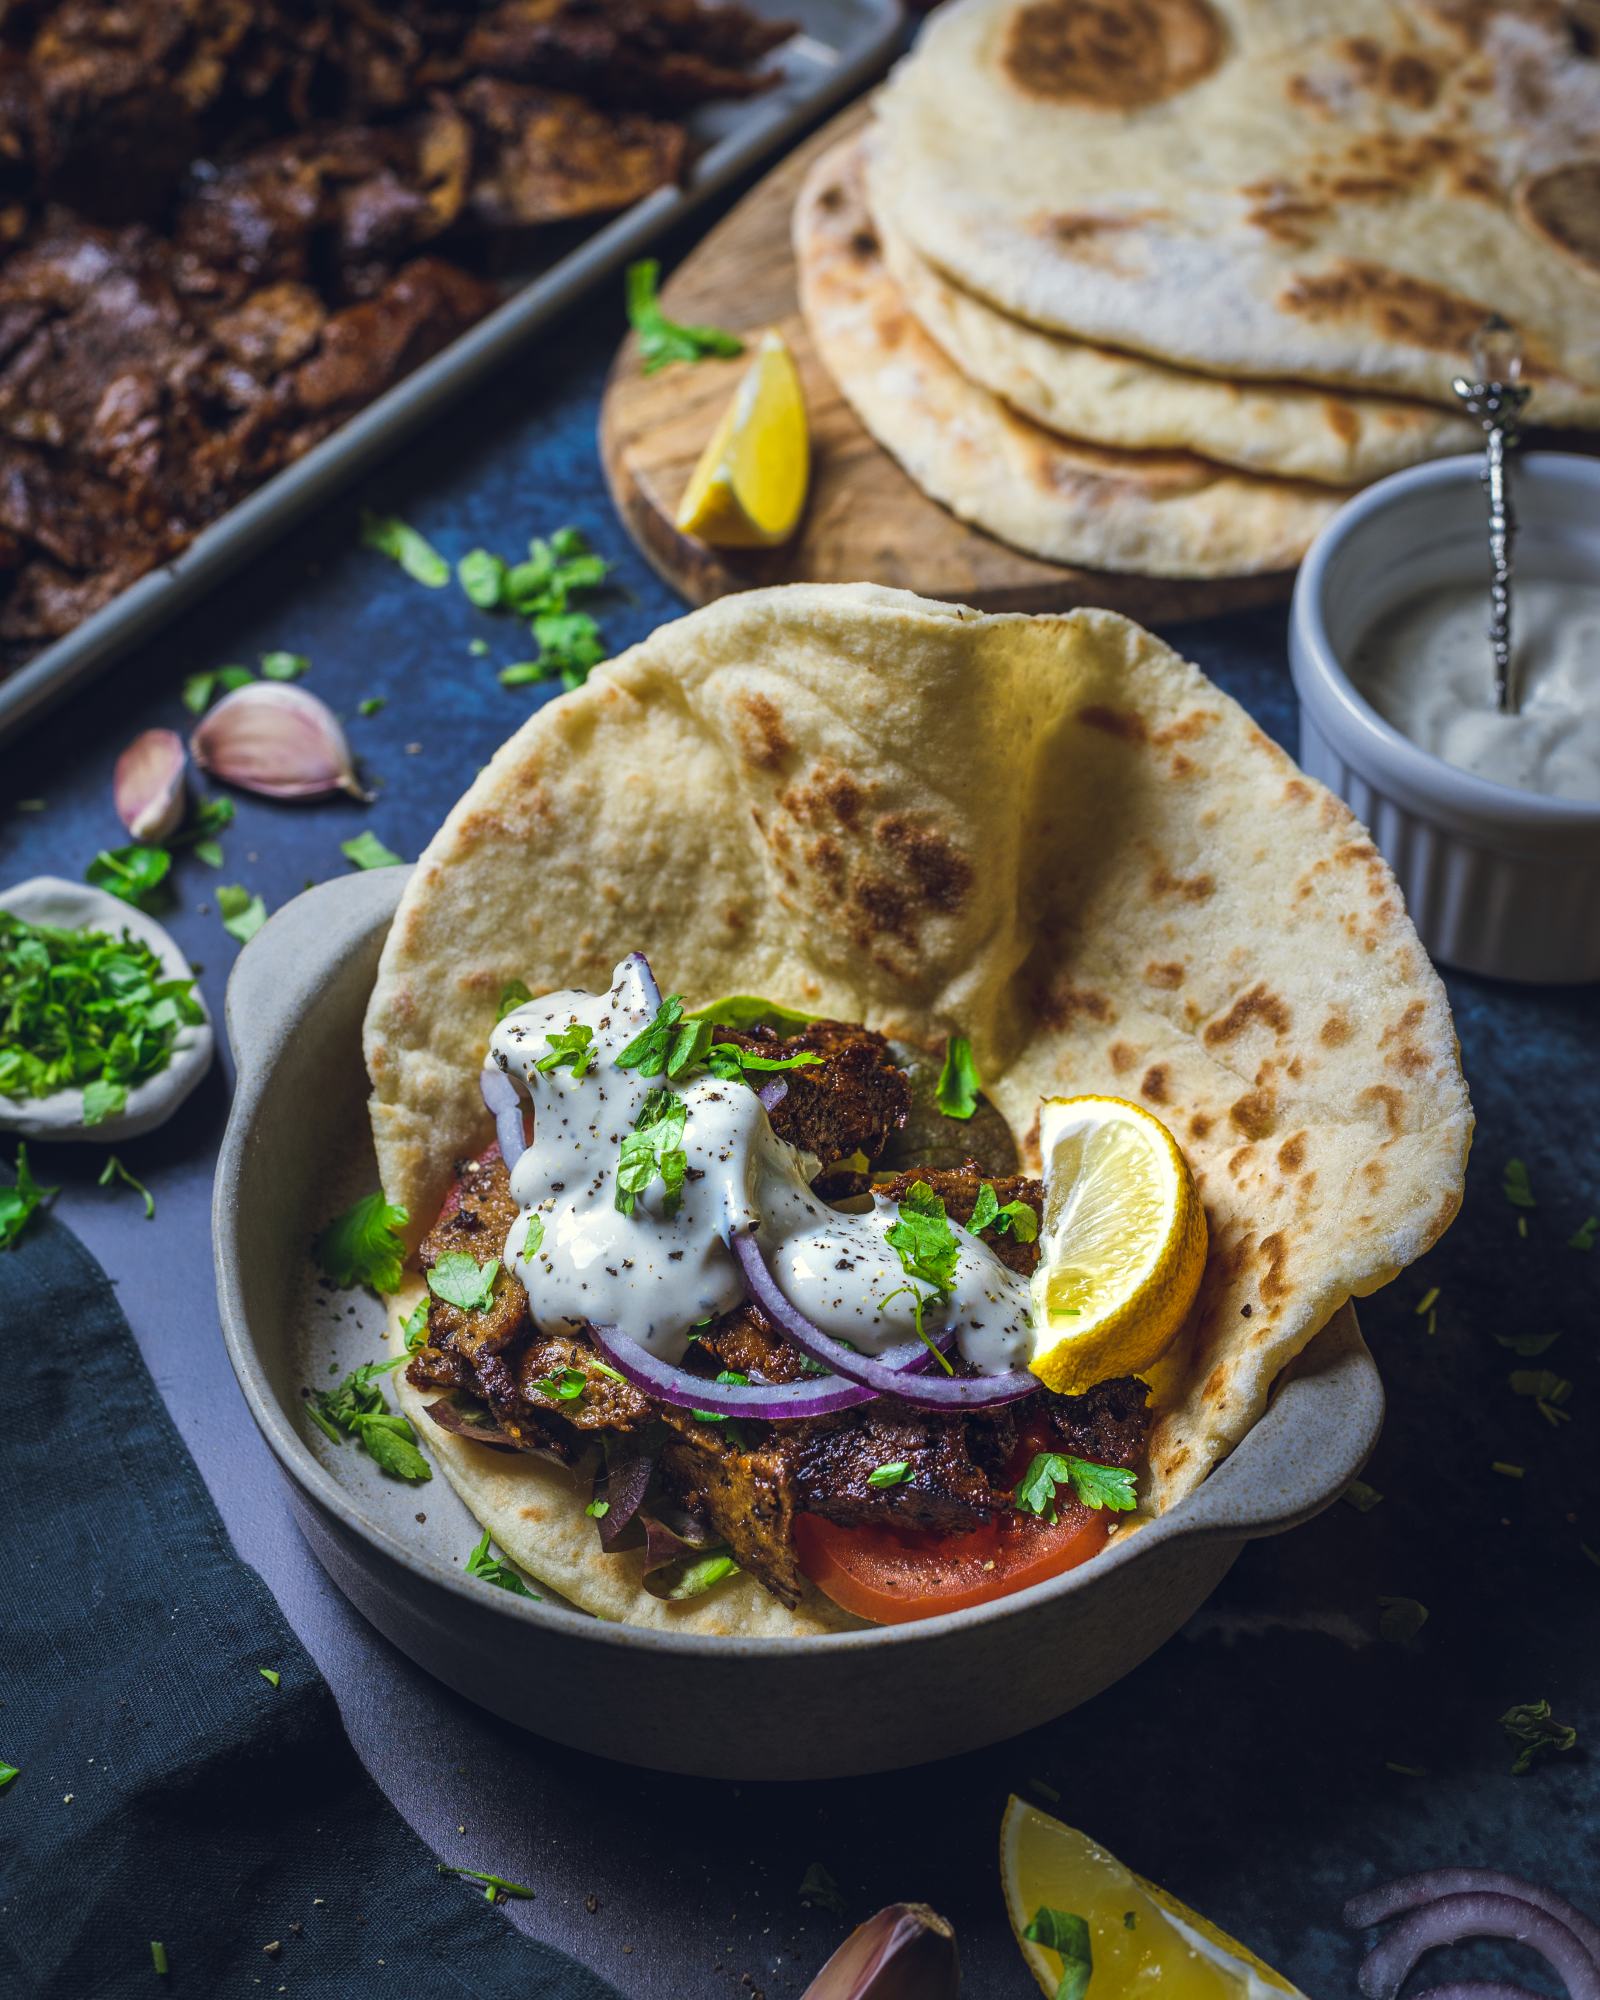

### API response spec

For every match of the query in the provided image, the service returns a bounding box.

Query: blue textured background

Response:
[2,249,1597,1998]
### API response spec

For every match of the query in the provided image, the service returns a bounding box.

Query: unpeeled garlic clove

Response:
[115,728,188,843]
[190,682,371,801]
[801,1904,960,2000]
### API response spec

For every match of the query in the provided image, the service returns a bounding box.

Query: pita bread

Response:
[363,583,1471,1631]
[873,0,1600,419]
[796,136,1346,577]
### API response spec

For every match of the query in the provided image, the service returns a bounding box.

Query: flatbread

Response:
[872,0,1600,420]
[795,136,1345,578]
[868,145,1478,487]
[364,582,1471,1631]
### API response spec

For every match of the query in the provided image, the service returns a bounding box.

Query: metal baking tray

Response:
[0,0,899,745]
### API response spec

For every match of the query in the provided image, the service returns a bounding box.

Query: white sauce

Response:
[1350,578,1600,804]
[488,959,1032,1371]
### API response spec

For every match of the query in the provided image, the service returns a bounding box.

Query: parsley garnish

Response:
[85,843,171,912]
[626,259,744,374]
[260,650,309,681]
[0,1762,17,1789]
[652,1548,741,1599]
[358,696,385,717]
[1342,1479,1384,1512]
[308,1358,430,1482]
[1493,1328,1561,1357]
[438,1862,536,1902]
[585,1498,610,1519]
[1014,1452,1137,1520]
[258,1667,280,1687]
[881,1181,962,1371]
[455,526,614,690]
[1023,1906,1093,2000]
[970,1181,1039,1242]
[216,884,267,943]
[536,1022,596,1080]
[1509,1368,1572,1425]
[427,1252,499,1313]
[313,1190,409,1292]
[465,1529,539,1599]
[401,1298,431,1350]
[1503,1158,1536,1209]
[497,980,533,1020]
[359,508,450,587]
[866,1460,912,1489]
[691,1370,750,1421]
[182,663,254,713]
[533,1367,588,1402]
[798,1862,846,1915]
[1501,1699,1577,1775]
[0,1143,57,1251]
[0,910,202,1120]
[936,1034,982,1119]
[341,831,403,871]
[150,1941,168,1975]
[616,1090,689,1217]
[705,1040,822,1082]
[1569,1215,1597,1252]
[1377,1596,1429,1644]
[98,1154,154,1219]
[614,995,701,1079]
[457,549,507,608]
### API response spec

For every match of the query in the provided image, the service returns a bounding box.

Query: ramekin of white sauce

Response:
[1290,452,1600,984]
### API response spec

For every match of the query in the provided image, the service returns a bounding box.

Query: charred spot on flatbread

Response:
[1517,162,1600,280]
[1001,0,1226,106]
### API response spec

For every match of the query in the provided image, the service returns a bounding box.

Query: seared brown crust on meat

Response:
[873,1163,1043,1275]
[516,1330,654,1432]
[658,1412,806,1606]
[692,1299,810,1384]
[790,1405,1000,1534]
[716,1019,911,1167]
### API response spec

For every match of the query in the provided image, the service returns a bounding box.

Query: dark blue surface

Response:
[2,264,1597,1999]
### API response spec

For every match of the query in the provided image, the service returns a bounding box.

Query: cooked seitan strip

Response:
[873,1163,1043,1276]
[716,1018,911,1166]
[658,1411,806,1606]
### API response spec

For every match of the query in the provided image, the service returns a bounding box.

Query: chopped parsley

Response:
[452,525,615,690]
[258,1667,280,1687]
[585,1498,610,1519]
[427,1252,499,1313]
[458,549,507,608]
[308,1358,430,1482]
[866,1460,912,1489]
[1569,1215,1597,1252]
[1501,1699,1577,1775]
[313,1190,409,1292]
[1492,1461,1524,1479]
[1,1143,57,1251]
[970,1180,1038,1242]
[1503,1158,1536,1210]
[259,650,309,681]
[0,909,202,1121]
[150,1941,168,1975]
[1493,1328,1561,1357]
[497,980,533,1020]
[358,696,386,717]
[0,1763,18,1789]
[359,508,450,587]
[705,1040,821,1082]
[401,1298,431,1350]
[935,1034,982,1119]
[650,1548,741,1600]
[340,831,403,871]
[615,994,702,1079]
[692,1370,749,1421]
[99,1154,154,1219]
[1342,1479,1384,1513]
[437,1862,535,1903]
[881,1180,962,1370]
[626,259,744,374]
[798,1862,846,1915]
[1014,1451,1137,1519]
[1509,1368,1572,1425]
[182,663,254,713]
[1377,1596,1429,1645]
[533,1367,588,1402]
[85,843,171,912]
[616,1089,688,1216]
[1023,1906,1093,2000]
[536,1022,596,1080]
[465,1529,539,1599]
[216,885,267,943]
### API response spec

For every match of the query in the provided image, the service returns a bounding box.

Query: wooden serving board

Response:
[599,101,1294,620]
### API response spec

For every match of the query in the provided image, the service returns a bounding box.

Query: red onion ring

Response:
[590,1321,878,1419]
[757,1077,789,1114]
[1347,1876,1600,1967]
[1357,1894,1600,2000]
[732,1231,1039,1410]
[479,1064,527,1170]
[596,1446,654,1550]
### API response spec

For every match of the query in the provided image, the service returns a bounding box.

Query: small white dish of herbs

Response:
[0,876,213,1142]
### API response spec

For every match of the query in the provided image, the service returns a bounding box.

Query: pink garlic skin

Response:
[114,728,189,843]
[189,682,370,801]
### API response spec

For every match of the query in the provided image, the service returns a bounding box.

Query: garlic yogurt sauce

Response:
[487,956,1032,1370]
[1350,577,1600,804]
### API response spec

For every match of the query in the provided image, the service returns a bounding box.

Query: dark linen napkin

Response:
[0,1203,623,2000]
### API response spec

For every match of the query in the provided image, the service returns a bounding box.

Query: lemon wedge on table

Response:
[1002,1798,1305,2000]
[1027,1095,1206,1396]
[674,329,809,548]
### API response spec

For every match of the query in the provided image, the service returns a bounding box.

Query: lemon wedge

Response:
[1002,1797,1305,2000]
[674,329,808,548]
[1028,1095,1205,1396]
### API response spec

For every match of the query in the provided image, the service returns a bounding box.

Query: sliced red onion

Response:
[424,1398,560,1461]
[757,1077,789,1113]
[596,1446,654,1551]
[1358,1894,1600,2000]
[590,1322,877,1419]
[479,1064,527,1170]
[1347,1875,1600,1966]
[731,1232,1039,1411]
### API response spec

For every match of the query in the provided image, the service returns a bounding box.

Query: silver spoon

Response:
[1450,316,1532,715]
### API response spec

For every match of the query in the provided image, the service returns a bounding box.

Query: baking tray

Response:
[0,0,900,745]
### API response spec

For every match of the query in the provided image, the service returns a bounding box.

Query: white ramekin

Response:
[1290,451,1600,985]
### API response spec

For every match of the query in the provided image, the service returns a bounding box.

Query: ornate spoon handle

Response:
[1450,316,1532,715]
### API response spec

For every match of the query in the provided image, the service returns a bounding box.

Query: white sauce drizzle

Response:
[488,959,1033,1371]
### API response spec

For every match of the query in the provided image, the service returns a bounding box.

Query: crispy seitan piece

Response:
[658,1411,806,1606]
[874,1163,1043,1275]
[716,1018,911,1166]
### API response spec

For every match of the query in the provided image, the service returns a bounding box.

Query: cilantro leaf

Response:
[1014,1451,1138,1520]
[216,885,267,943]
[866,1460,912,1489]
[309,1359,429,1482]
[465,1529,539,1599]
[0,1143,57,1252]
[1503,1158,1536,1209]
[341,830,404,871]
[1501,1699,1577,1775]
[359,508,450,587]
[1023,1906,1093,2000]
[259,650,309,681]
[497,980,533,1021]
[86,843,171,912]
[427,1252,499,1312]
[936,1034,982,1119]
[626,259,744,375]
[313,1190,409,1292]
[98,1153,155,1219]
[535,1022,596,1080]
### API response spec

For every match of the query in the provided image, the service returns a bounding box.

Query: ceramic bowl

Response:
[1290,451,1600,985]
[214,868,1384,1780]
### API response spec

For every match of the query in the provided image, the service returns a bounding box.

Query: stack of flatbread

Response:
[794,0,1600,579]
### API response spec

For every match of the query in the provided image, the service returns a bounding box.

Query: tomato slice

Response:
[795,1504,1111,1625]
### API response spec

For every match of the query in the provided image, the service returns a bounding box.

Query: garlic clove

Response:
[190,682,371,802]
[115,728,189,844]
[801,1904,960,2000]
